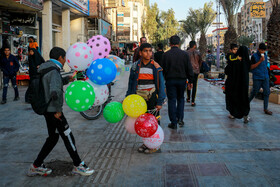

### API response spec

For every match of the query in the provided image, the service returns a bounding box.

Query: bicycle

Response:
[80,82,114,120]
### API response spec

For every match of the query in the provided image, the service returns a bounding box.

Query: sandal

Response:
[186,99,190,103]
[144,148,162,154]
[191,102,196,107]
[138,144,148,153]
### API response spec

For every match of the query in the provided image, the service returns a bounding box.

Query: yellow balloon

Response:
[122,94,147,118]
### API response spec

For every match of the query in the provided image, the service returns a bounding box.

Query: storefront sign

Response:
[250,2,266,18]
[14,0,43,10]
[10,13,37,27]
[60,0,89,15]
[100,19,112,39]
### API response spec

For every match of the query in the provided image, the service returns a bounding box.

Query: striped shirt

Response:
[137,61,155,90]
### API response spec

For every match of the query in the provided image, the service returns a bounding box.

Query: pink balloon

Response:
[142,126,164,149]
[87,35,111,61]
[124,117,137,134]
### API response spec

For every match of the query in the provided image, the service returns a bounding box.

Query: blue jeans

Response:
[166,79,186,125]
[2,75,19,101]
[249,78,270,110]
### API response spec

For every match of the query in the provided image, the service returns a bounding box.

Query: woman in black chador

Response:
[225,46,251,123]
[25,48,45,103]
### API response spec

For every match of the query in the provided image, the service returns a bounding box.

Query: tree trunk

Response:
[199,33,207,60]
[267,6,280,61]
[224,26,238,54]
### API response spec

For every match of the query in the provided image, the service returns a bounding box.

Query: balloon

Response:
[86,79,109,106]
[65,81,95,112]
[106,55,125,76]
[135,113,158,138]
[87,35,111,61]
[124,117,137,134]
[66,42,94,71]
[103,102,125,123]
[143,126,164,149]
[86,58,117,85]
[122,94,147,118]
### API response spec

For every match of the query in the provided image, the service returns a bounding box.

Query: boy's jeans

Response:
[249,78,270,110]
[2,75,19,100]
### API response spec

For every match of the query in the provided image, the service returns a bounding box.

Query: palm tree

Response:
[219,0,242,53]
[182,16,199,41]
[267,0,280,61]
[189,2,216,58]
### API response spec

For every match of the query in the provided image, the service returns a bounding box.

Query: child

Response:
[225,44,242,119]
[27,47,94,176]
[126,43,166,154]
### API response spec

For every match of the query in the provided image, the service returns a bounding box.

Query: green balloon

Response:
[103,102,124,123]
[65,81,95,112]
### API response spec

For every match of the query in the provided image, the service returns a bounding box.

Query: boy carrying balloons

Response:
[126,43,166,154]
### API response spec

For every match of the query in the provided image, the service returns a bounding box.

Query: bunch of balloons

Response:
[122,94,164,149]
[64,35,124,117]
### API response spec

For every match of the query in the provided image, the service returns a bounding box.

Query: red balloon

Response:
[135,113,158,138]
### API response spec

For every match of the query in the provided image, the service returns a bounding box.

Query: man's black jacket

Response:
[161,46,194,83]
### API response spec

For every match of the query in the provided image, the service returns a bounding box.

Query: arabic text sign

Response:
[10,13,37,27]
[250,2,266,18]
[61,0,89,15]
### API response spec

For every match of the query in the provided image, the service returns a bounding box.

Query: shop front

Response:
[0,0,43,88]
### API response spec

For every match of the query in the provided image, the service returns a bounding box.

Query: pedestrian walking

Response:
[0,46,20,104]
[186,41,202,106]
[225,45,251,123]
[161,35,194,129]
[133,37,147,62]
[249,43,273,115]
[25,48,45,103]
[206,50,215,72]
[27,47,94,176]
[126,43,166,154]
[154,43,164,66]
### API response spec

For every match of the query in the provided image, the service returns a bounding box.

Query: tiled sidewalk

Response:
[0,78,279,187]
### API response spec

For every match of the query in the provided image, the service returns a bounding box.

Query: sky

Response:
[150,0,227,35]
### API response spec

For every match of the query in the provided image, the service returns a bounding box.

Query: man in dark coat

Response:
[0,47,20,104]
[161,35,194,129]
[154,43,164,66]
[133,37,147,62]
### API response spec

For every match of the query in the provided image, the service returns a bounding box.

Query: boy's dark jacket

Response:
[126,60,166,106]
[0,54,20,76]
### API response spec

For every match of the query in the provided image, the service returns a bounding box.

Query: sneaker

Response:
[178,120,184,127]
[264,109,273,115]
[72,161,94,176]
[243,116,250,124]
[27,164,52,176]
[14,97,20,101]
[1,100,7,104]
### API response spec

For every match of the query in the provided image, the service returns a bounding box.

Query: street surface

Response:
[0,68,280,187]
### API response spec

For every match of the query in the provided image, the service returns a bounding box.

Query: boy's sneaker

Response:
[72,161,94,176]
[27,164,52,176]
[243,116,250,124]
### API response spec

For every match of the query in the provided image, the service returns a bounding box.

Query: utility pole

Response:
[216,0,221,70]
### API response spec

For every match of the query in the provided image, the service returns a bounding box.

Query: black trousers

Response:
[34,112,82,167]
[146,91,160,125]
[187,73,199,102]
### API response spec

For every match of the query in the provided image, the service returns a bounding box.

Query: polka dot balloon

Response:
[87,35,111,61]
[86,58,117,85]
[86,79,109,106]
[66,42,94,71]
[65,81,95,112]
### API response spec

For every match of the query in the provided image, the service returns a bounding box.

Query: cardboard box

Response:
[269,93,280,104]
[18,80,29,86]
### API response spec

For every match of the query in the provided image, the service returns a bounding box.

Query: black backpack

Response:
[30,67,59,115]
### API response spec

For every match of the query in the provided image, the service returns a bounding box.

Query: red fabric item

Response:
[16,75,30,80]
[270,65,280,85]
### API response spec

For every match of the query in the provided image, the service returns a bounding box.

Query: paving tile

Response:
[197,176,241,187]
[166,164,191,175]
[166,174,197,187]
[189,135,211,142]
[238,176,273,187]
[192,163,231,176]
[226,162,266,177]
